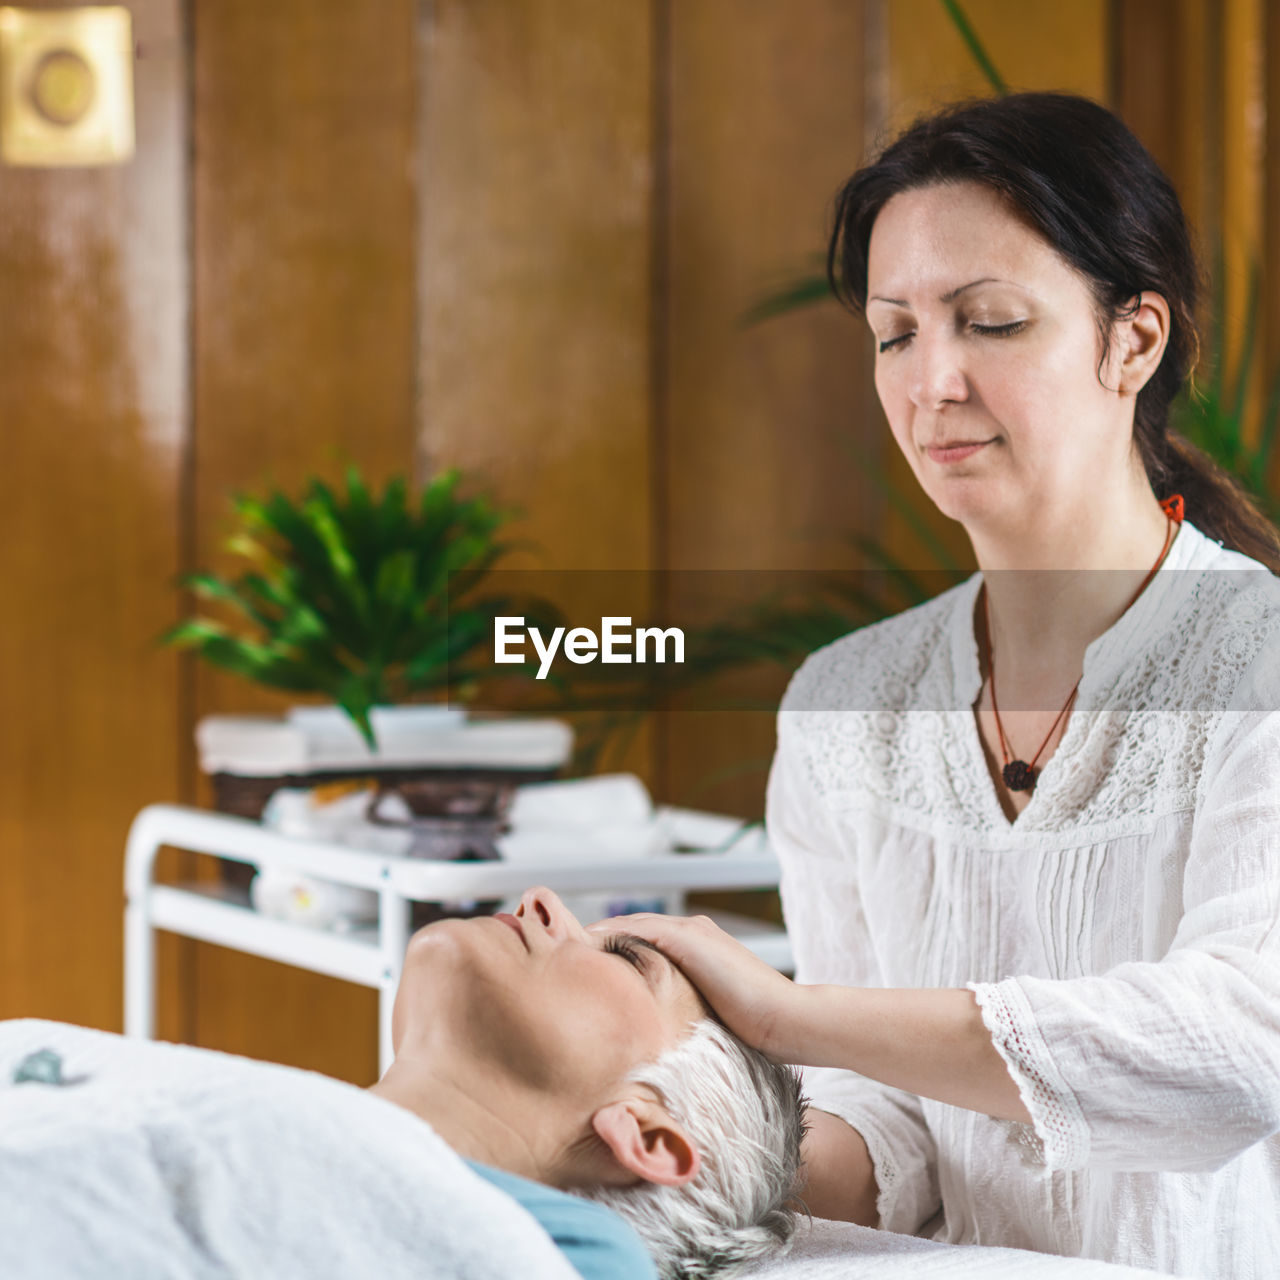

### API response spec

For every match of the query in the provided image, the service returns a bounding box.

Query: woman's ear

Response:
[591,1099,701,1187]
[1116,291,1171,395]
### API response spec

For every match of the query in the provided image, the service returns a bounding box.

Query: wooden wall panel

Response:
[1222,0,1266,424]
[664,0,871,576]
[0,0,188,1029]
[1111,0,1215,254]
[417,0,655,574]
[190,0,418,1083]
[1115,1,1273,439]
[416,0,658,786]
[659,1,874,817]
[886,0,1107,123]
[1266,0,1280,411]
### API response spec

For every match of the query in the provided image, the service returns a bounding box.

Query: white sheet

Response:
[0,1020,578,1280]
[0,1020,1167,1279]
[741,1218,1166,1278]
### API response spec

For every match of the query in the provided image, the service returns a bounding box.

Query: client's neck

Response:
[369,1050,564,1184]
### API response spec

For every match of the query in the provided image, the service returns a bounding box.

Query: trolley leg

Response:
[378,882,410,1078]
[124,897,155,1040]
[123,808,164,1041]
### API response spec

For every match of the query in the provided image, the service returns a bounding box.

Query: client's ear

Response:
[591,1099,701,1187]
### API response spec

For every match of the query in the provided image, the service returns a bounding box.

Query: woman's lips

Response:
[494,913,526,948]
[925,439,993,464]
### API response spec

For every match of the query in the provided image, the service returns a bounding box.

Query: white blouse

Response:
[767,518,1280,1278]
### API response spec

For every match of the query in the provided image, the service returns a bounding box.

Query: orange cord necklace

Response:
[984,494,1184,793]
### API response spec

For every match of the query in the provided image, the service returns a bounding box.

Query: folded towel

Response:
[505,772,653,829]
[0,1020,579,1280]
[248,775,764,932]
[197,712,573,775]
[249,868,379,931]
[654,805,748,851]
[496,822,668,864]
[262,783,414,854]
[250,784,398,930]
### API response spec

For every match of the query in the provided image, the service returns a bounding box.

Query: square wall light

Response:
[0,6,134,167]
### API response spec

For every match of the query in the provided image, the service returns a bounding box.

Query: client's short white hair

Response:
[576,1018,807,1279]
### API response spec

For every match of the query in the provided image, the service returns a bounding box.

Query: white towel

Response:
[0,1020,579,1280]
[497,773,669,864]
[196,712,573,775]
[248,867,380,930]
[505,772,653,828]
[250,785,406,929]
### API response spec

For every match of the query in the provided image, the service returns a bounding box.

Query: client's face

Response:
[393,887,704,1105]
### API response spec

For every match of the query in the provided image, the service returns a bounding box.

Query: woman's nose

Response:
[907,332,969,409]
[514,886,587,941]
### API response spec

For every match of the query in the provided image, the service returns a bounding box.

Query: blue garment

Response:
[466,1161,657,1280]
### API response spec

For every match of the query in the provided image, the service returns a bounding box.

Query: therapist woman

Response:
[596,92,1280,1277]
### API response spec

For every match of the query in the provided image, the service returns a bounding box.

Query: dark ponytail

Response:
[827,91,1280,572]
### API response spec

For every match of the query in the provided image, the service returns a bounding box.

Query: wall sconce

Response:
[0,6,134,167]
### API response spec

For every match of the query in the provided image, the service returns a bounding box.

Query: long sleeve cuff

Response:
[969,951,1280,1174]
[967,979,1090,1171]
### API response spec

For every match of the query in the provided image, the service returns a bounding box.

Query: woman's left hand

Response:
[586,912,805,1060]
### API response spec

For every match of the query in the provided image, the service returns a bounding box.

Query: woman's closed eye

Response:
[877,319,1028,353]
[602,934,648,972]
[971,319,1028,339]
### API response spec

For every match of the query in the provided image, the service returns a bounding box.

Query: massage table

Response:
[1,1019,1164,1280]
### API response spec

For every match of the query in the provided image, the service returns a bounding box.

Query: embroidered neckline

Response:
[953,522,1211,833]
[950,519,1206,710]
[783,519,1279,844]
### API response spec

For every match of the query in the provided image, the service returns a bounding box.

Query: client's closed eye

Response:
[602,934,647,972]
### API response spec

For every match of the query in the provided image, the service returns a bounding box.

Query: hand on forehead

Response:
[513,887,705,1029]
[589,912,797,1061]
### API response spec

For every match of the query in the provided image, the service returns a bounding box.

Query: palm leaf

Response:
[161,467,556,748]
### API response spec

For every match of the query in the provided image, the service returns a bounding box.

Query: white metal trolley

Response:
[124,803,789,1076]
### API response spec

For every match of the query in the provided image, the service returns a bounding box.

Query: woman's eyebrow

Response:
[869,276,1017,306]
[617,934,690,998]
[628,936,713,1015]
[627,935,673,983]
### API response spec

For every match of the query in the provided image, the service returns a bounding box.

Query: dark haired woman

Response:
[595,93,1280,1276]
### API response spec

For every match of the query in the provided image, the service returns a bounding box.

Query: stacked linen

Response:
[495,773,676,923]
[251,774,756,931]
[500,777,762,861]
[249,783,412,930]
[197,708,573,775]
[498,773,667,862]
[493,775,764,923]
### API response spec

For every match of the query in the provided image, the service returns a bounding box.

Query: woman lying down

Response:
[0,887,805,1280]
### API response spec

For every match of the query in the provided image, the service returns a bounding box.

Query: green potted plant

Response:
[161,466,556,752]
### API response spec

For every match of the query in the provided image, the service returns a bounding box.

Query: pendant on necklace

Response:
[1002,760,1036,792]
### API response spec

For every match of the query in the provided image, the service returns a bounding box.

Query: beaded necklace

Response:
[983,494,1184,792]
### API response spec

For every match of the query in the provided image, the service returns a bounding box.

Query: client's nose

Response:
[514,886,585,941]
